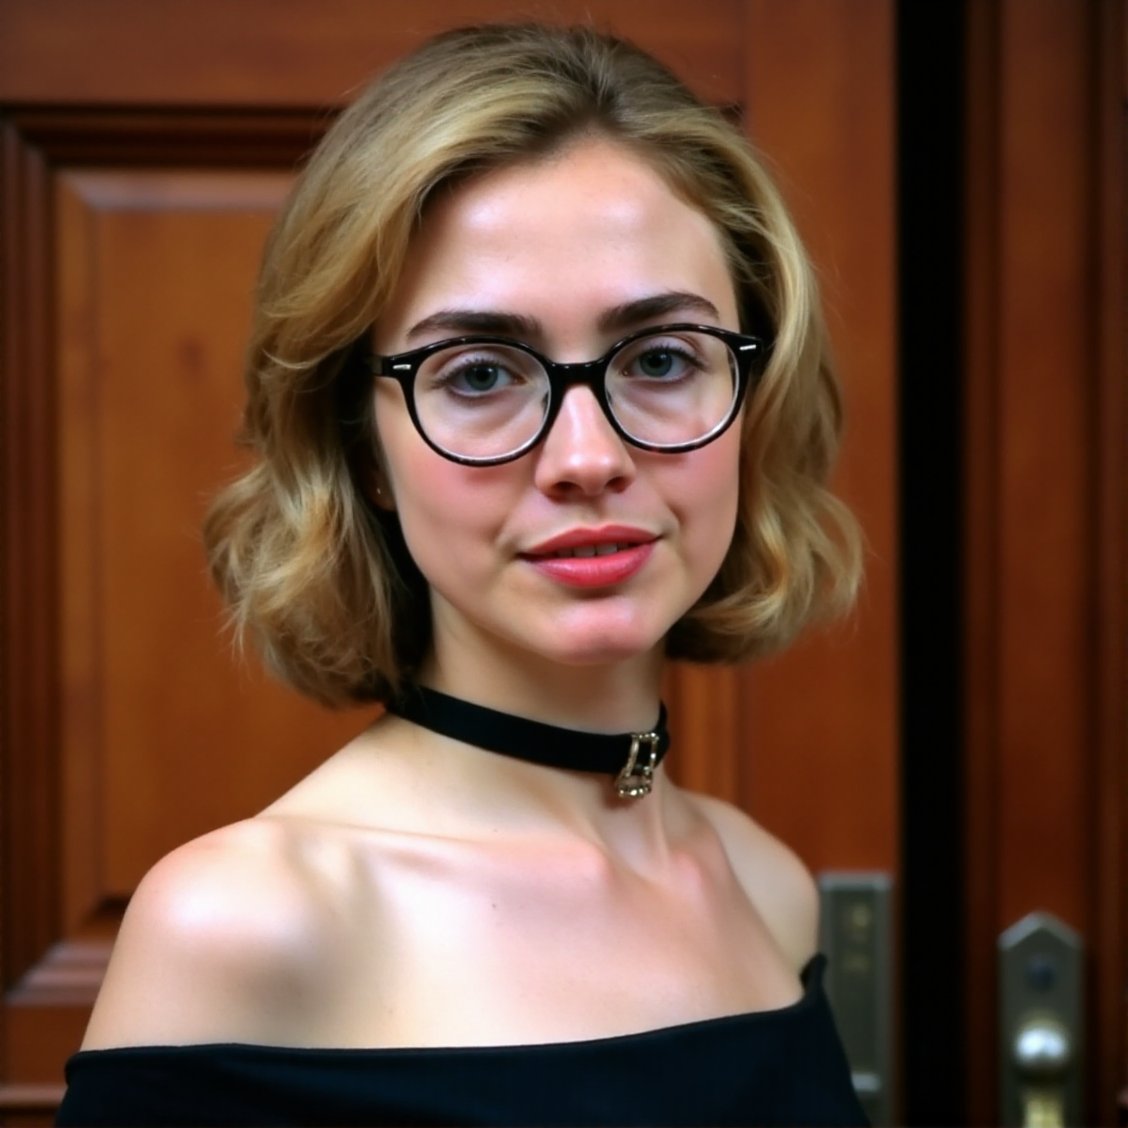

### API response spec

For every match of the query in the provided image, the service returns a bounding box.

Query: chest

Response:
[312,830,802,1047]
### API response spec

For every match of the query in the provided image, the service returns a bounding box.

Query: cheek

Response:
[671,440,743,605]
[374,402,512,575]
[387,455,489,555]
[374,388,452,516]
[677,431,743,552]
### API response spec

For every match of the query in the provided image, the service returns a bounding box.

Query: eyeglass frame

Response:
[365,322,770,467]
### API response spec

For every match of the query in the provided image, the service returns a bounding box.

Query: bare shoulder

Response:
[687,791,821,973]
[81,818,343,1050]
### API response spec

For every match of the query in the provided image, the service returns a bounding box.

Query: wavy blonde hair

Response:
[203,22,863,707]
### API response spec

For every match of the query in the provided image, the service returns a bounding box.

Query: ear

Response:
[369,472,396,512]
[360,435,397,511]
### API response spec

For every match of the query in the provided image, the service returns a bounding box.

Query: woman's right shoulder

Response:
[80,818,345,1051]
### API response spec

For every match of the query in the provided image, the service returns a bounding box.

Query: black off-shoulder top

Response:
[56,955,867,1127]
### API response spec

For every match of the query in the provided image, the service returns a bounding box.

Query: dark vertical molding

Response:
[0,120,63,994]
[1092,0,1126,1114]
[960,2,1002,1120]
[896,2,966,1123]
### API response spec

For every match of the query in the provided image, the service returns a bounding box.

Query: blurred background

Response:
[0,1,1122,1123]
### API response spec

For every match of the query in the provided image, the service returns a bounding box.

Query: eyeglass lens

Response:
[411,330,739,461]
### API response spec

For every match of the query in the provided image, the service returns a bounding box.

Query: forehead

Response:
[377,137,739,348]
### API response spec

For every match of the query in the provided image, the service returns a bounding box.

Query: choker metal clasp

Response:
[614,731,660,799]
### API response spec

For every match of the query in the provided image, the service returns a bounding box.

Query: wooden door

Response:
[2,0,897,1122]
[959,1,1126,1122]
[897,3,1127,1122]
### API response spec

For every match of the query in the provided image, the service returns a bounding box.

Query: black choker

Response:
[385,684,669,799]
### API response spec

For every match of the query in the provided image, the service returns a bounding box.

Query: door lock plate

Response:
[999,912,1082,1127]
[818,872,893,1125]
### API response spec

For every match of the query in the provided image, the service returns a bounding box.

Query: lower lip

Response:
[523,543,655,588]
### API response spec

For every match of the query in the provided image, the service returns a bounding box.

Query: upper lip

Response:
[521,525,658,557]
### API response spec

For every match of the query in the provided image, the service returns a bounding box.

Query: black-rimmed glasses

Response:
[367,323,768,467]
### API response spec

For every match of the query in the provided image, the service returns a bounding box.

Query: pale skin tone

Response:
[81,136,819,1052]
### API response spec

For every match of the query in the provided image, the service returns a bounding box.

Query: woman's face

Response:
[373,136,743,691]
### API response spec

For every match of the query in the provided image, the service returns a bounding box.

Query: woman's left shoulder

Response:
[685,791,820,971]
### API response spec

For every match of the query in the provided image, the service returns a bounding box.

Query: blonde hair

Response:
[204,22,863,706]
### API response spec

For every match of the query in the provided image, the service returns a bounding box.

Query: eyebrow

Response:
[404,291,723,343]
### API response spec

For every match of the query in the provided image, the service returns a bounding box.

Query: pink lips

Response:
[520,526,657,589]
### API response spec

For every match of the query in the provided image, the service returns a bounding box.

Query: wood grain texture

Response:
[0,0,746,108]
[55,168,375,892]
[740,0,898,871]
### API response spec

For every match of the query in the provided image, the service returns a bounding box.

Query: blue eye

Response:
[636,349,677,378]
[621,343,700,381]
[455,362,508,393]
[429,352,526,397]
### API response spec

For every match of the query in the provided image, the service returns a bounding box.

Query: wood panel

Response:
[0,2,899,1117]
[2,115,372,1121]
[55,170,374,897]
[963,0,1126,1120]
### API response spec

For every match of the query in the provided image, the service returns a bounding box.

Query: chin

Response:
[546,642,656,668]
[517,618,668,669]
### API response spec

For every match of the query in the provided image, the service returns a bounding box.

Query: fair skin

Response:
[80,136,819,1053]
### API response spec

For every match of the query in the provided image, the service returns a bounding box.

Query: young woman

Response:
[58,22,866,1127]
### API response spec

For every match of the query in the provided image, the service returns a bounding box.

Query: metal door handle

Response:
[1013,1015,1072,1127]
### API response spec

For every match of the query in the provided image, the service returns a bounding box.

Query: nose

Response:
[533,385,636,497]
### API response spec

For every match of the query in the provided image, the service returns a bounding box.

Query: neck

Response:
[390,646,677,845]
[386,682,669,800]
[371,709,682,867]
[417,647,665,735]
